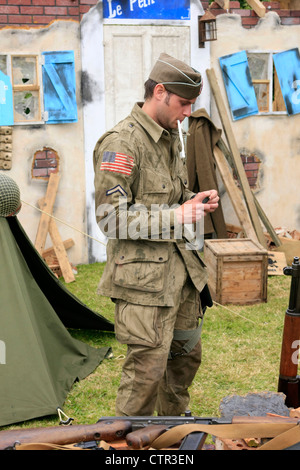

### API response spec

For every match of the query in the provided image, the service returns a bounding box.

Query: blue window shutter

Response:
[0,71,14,126]
[219,51,258,121]
[273,48,300,116]
[42,51,77,124]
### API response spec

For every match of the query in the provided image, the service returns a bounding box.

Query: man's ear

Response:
[153,83,167,101]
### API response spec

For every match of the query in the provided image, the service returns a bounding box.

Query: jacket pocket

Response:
[113,242,168,293]
[140,167,171,205]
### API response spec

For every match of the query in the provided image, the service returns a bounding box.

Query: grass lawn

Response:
[2,261,296,429]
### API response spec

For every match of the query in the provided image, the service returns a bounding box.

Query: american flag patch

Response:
[100,151,134,176]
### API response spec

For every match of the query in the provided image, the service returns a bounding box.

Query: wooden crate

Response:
[204,238,268,305]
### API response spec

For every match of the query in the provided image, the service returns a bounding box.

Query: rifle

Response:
[0,419,132,450]
[278,256,300,408]
[98,414,299,450]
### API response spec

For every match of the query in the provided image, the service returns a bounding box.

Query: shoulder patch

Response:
[100,151,134,176]
[106,185,128,197]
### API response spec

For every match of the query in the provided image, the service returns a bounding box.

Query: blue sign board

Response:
[103,0,190,20]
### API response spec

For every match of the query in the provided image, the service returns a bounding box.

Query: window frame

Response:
[10,53,45,125]
[246,50,287,116]
[0,53,46,125]
[0,50,78,126]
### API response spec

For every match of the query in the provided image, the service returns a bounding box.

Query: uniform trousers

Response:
[114,249,203,416]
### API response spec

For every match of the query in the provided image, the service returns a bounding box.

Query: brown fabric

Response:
[186,109,227,237]
[149,53,203,100]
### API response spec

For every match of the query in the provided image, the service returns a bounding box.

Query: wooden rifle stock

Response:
[0,419,132,450]
[278,257,300,408]
[126,424,168,449]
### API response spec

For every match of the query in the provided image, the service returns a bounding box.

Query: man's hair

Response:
[144,78,157,100]
[144,78,172,103]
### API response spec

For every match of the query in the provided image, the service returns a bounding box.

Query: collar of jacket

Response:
[132,102,178,144]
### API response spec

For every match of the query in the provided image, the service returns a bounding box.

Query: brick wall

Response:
[202,1,300,28]
[0,0,299,28]
[0,0,98,27]
[32,147,59,179]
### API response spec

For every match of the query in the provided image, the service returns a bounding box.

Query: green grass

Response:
[2,264,296,430]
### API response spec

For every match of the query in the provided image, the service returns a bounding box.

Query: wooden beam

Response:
[218,138,281,247]
[246,0,266,17]
[254,197,282,247]
[38,198,75,284]
[34,173,60,254]
[206,68,267,248]
[42,238,75,259]
[213,145,259,242]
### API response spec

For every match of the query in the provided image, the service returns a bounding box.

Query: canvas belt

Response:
[13,422,300,451]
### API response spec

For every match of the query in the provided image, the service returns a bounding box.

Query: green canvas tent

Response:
[0,190,114,426]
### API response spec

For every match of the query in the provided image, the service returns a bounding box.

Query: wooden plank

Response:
[42,238,75,258]
[213,146,259,243]
[254,196,282,247]
[207,68,267,248]
[34,173,60,254]
[38,198,75,284]
[218,138,281,247]
[246,0,266,17]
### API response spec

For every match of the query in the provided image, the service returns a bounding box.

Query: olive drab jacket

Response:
[93,103,208,307]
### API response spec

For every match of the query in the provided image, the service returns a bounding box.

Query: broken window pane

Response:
[247,53,270,112]
[12,56,37,86]
[13,90,40,121]
[247,53,269,80]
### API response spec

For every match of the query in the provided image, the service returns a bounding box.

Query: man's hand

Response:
[175,190,219,224]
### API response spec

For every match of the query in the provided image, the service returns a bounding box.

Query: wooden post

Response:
[213,145,258,242]
[246,0,266,17]
[34,172,75,283]
[207,68,267,248]
[38,198,75,284]
[34,173,60,254]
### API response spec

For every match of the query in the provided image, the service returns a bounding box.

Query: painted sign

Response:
[103,0,190,20]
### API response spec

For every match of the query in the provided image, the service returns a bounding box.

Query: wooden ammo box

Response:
[204,239,268,305]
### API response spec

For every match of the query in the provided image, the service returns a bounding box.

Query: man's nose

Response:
[183,104,192,117]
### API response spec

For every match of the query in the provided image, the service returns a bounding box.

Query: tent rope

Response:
[21,199,256,325]
[21,199,107,247]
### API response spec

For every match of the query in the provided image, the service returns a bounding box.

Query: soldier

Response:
[93,53,219,416]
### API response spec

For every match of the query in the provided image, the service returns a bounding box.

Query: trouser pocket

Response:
[115,301,163,347]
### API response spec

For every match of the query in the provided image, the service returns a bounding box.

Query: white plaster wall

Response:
[0,20,88,265]
[210,12,300,233]
[81,3,108,262]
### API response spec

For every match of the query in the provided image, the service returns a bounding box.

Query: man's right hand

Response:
[174,190,219,224]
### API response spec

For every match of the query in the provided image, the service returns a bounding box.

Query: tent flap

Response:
[0,217,112,426]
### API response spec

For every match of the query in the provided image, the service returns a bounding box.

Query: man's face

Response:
[156,89,197,130]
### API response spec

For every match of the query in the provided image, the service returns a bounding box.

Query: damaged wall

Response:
[0,21,88,265]
[210,12,300,234]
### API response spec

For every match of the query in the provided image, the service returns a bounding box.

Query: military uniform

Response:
[93,54,210,416]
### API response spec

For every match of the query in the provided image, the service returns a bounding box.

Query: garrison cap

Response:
[149,53,203,100]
